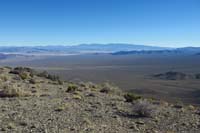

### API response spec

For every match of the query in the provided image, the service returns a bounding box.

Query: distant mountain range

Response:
[0,53,28,60]
[0,44,170,55]
[112,46,200,55]
[112,50,181,55]
[0,44,199,55]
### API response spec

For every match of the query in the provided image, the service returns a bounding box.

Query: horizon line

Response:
[0,43,197,48]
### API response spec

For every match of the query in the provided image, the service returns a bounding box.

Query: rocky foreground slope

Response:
[0,67,199,133]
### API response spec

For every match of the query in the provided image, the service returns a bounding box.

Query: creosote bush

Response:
[124,92,141,102]
[133,100,156,117]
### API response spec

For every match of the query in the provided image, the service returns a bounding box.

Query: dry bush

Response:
[0,85,30,97]
[133,100,157,117]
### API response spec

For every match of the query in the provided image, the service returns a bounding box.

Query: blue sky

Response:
[0,0,199,47]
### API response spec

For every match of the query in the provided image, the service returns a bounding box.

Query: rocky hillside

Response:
[0,67,199,133]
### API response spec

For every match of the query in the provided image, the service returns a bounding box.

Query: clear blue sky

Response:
[0,0,199,47]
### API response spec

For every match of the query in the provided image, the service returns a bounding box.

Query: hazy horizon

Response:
[0,43,198,48]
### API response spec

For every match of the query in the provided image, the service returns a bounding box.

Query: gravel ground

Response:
[0,67,199,133]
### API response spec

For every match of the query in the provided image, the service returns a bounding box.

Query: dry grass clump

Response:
[133,100,157,117]
[0,85,30,97]
[0,75,8,82]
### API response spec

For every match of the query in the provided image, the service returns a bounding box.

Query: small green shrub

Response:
[124,92,141,102]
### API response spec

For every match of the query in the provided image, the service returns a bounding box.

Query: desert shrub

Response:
[10,67,31,74]
[100,82,119,94]
[133,100,156,117]
[79,82,86,87]
[0,75,8,82]
[37,71,60,81]
[66,84,78,92]
[0,85,30,97]
[9,70,20,74]
[19,72,28,80]
[124,92,141,102]
[47,74,60,81]
[37,71,48,78]
[100,87,111,93]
